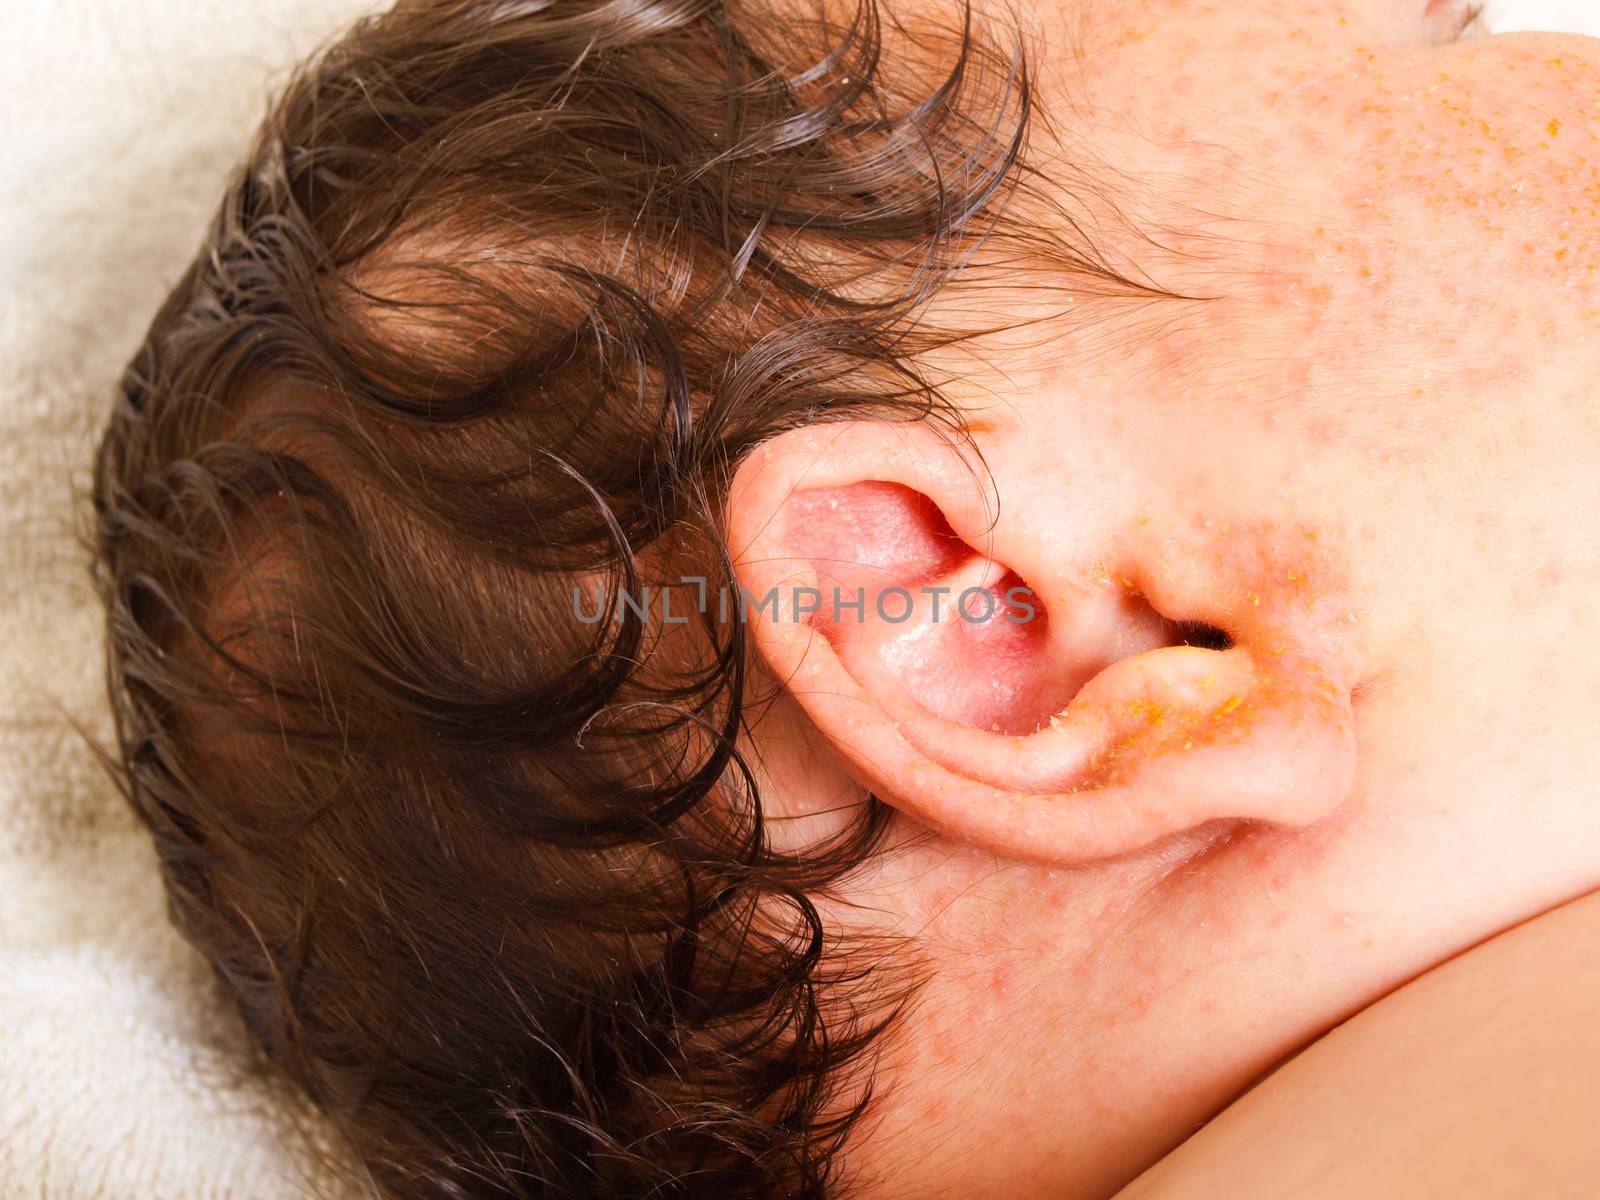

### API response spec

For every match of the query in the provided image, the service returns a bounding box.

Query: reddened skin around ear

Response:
[726,422,1359,865]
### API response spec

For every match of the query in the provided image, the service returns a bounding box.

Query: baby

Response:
[91,0,1600,1197]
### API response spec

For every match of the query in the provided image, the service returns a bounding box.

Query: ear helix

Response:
[726,423,1360,863]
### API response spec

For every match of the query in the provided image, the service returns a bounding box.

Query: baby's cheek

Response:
[1213,35,1600,459]
[1382,37,1600,323]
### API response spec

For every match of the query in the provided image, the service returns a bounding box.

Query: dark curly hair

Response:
[90,0,1144,1194]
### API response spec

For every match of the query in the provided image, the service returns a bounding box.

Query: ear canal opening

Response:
[1168,618,1234,652]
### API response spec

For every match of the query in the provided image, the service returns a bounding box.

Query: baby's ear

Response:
[726,422,1359,864]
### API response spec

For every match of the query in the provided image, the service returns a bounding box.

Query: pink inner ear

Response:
[782,481,970,585]
[783,482,1068,733]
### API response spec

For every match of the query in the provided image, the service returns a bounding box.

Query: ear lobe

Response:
[727,423,1359,865]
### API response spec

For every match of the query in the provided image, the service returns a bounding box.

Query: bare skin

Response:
[721,1,1600,1197]
[1116,885,1600,1198]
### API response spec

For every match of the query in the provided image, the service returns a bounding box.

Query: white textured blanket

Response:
[1,1,1596,1197]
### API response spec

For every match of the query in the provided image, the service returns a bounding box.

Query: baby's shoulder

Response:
[1116,886,1600,1199]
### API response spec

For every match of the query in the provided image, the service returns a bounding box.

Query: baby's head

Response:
[93,1,1600,1198]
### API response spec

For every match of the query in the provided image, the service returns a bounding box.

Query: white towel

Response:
[2,1,1597,1197]
[2,5,371,1196]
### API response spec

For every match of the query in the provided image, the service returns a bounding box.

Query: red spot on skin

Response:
[989,962,1016,1002]
[930,1029,963,1067]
